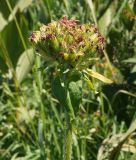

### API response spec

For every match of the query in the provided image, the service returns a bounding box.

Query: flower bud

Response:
[30,31,41,43]
[63,53,69,60]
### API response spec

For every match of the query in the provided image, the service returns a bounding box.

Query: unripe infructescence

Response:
[30,17,105,69]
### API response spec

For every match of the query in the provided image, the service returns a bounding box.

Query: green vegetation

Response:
[0,0,136,160]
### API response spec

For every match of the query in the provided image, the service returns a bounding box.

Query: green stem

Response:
[64,90,75,160]
[64,113,73,160]
[66,92,75,119]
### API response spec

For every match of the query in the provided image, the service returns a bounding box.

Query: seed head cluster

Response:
[30,17,105,68]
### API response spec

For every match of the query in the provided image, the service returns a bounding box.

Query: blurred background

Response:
[0,0,136,159]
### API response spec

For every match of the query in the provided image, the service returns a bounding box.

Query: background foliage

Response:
[0,0,136,159]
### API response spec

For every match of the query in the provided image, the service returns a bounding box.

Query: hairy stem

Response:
[64,114,73,160]
[64,90,75,160]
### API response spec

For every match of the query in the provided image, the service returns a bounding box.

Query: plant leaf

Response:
[85,68,113,84]
[0,12,8,31]
[97,119,136,160]
[123,58,136,64]
[129,154,136,160]
[52,76,67,106]
[68,73,82,112]
[16,48,34,83]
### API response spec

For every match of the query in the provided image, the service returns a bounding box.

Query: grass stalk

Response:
[0,35,22,107]
[5,0,32,64]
